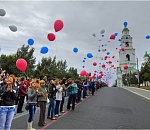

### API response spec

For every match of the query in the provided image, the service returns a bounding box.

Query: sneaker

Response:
[61,110,65,113]
[51,118,57,120]
[47,116,51,119]
[58,113,62,116]
[55,114,58,117]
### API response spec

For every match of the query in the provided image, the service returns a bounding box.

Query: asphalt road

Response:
[11,87,150,129]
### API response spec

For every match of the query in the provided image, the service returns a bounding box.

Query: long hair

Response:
[8,74,16,85]
[29,80,36,90]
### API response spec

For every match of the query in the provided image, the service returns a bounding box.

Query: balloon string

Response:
[54,32,57,59]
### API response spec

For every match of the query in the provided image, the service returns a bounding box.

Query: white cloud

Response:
[0,1,150,86]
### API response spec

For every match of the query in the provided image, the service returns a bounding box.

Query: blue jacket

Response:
[67,83,77,95]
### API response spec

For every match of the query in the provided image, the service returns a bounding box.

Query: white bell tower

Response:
[117,22,136,87]
[119,23,136,72]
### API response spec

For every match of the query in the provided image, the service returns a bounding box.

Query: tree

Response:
[0,54,17,75]
[15,44,36,77]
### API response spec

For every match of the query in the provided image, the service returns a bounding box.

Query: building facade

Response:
[117,23,136,87]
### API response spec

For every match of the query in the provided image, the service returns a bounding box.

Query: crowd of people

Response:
[0,69,101,130]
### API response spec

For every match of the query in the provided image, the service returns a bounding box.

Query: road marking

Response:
[40,95,92,130]
[122,88,150,101]
[129,87,150,92]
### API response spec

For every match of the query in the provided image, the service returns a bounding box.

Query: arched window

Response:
[126,54,130,61]
[125,42,129,47]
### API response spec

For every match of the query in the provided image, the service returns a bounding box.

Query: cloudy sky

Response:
[0,1,150,86]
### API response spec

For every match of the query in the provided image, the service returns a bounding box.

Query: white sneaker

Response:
[58,113,62,116]
[55,114,58,117]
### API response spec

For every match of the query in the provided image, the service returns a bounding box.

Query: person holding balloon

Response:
[0,75,17,130]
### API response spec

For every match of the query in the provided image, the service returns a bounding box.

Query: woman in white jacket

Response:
[54,79,63,117]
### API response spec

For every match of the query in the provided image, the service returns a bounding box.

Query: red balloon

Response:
[102,64,105,68]
[121,48,125,51]
[47,33,56,41]
[112,56,115,58]
[110,34,115,40]
[93,62,97,66]
[89,76,93,80]
[108,61,112,64]
[111,65,114,67]
[86,72,89,76]
[54,20,64,32]
[16,58,27,72]
[124,65,128,70]
[80,70,87,76]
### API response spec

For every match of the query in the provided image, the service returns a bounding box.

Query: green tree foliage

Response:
[15,45,36,77]
[0,45,79,79]
[140,57,150,83]
[0,54,17,75]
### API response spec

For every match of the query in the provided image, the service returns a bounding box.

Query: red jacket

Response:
[19,82,27,97]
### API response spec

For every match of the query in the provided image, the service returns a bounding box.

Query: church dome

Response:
[123,27,129,31]
[144,51,149,58]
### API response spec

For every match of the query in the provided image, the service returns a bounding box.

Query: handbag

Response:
[25,103,29,111]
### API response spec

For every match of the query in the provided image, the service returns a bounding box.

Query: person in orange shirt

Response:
[36,79,40,88]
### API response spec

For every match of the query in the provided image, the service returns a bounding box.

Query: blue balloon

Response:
[114,33,118,36]
[102,44,104,47]
[83,60,85,62]
[82,65,85,68]
[124,22,128,27]
[87,53,93,58]
[73,47,78,53]
[84,57,86,60]
[106,52,110,55]
[40,47,48,54]
[146,35,150,39]
[118,39,121,42]
[28,38,34,45]
[120,44,122,46]
[98,49,101,52]
[102,34,104,37]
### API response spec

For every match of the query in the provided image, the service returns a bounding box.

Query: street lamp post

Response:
[132,53,140,88]
[136,57,140,88]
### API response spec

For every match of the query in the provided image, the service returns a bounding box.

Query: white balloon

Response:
[93,34,96,37]
[0,9,6,16]
[9,25,17,32]
[101,29,105,34]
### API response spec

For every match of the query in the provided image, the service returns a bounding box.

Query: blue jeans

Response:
[0,106,15,130]
[28,104,36,122]
[55,100,60,115]
[47,98,55,118]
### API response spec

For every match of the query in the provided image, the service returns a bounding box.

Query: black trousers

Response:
[67,94,76,110]
[17,96,25,112]
[76,91,81,102]
[92,87,95,95]
[60,96,64,112]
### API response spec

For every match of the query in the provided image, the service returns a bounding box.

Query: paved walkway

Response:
[121,86,150,100]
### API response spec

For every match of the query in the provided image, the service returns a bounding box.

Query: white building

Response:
[117,23,136,87]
